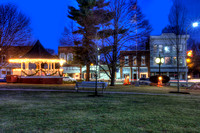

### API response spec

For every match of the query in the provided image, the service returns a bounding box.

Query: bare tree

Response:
[162,0,188,92]
[60,20,81,46]
[99,0,152,86]
[0,4,32,63]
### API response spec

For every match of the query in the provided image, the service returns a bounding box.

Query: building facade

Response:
[58,46,82,79]
[0,46,32,78]
[120,50,150,80]
[58,46,100,80]
[150,33,189,80]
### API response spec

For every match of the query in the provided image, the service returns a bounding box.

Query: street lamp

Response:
[185,22,199,87]
[193,22,199,27]
[155,54,164,76]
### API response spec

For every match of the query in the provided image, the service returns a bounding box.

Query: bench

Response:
[75,81,108,93]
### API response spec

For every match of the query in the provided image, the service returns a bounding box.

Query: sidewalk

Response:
[0,88,192,97]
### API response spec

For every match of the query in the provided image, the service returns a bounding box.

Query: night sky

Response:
[0,0,200,53]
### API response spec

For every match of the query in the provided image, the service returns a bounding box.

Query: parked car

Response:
[63,76,76,81]
[0,77,6,82]
[138,78,151,85]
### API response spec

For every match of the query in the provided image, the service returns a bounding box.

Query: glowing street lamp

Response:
[185,21,199,87]
[155,54,164,76]
[193,22,199,27]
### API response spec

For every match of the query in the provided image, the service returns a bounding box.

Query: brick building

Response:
[120,50,150,80]
[58,46,84,79]
[58,46,100,80]
[0,46,32,78]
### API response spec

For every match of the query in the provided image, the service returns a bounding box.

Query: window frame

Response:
[141,56,145,66]
[133,56,137,66]
[124,56,129,66]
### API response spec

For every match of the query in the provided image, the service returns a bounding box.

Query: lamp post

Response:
[185,22,199,87]
[155,54,164,76]
[155,54,164,87]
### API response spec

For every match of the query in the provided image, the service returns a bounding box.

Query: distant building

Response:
[58,46,100,80]
[58,46,82,79]
[120,50,150,80]
[0,46,32,78]
[150,33,189,80]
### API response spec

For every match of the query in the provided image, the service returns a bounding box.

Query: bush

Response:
[63,79,84,84]
[63,81,76,84]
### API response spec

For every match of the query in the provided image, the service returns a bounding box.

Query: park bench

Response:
[75,81,108,93]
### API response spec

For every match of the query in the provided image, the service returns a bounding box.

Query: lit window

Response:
[2,71,6,75]
[153,57,157,65]
[141,56,145,66]
[124,56,129,66]
[141,74,146,78]
[165,57,171,65]
[179,57,183,65]
[60,53,66,60]
[133,56,137,66]
[159,45,163,52]
[67,53,73,61]
[173,57,177,65]
[164,46,170,53]
[153,45,157,53]
[172,45,176,52]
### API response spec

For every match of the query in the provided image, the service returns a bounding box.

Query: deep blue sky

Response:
[0,0,200,53]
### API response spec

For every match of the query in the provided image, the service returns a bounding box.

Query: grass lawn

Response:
[0,91,200,132]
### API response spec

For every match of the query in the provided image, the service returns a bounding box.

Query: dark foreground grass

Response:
[0,91,200,132]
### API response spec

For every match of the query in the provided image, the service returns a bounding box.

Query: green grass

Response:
[0,91,200,132]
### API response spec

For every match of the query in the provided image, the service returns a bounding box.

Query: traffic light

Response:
[187,50,193,57]
[186,58,191,63]
[186,50,194,68]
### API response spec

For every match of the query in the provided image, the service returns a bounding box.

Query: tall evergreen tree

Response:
[68,0,114,81]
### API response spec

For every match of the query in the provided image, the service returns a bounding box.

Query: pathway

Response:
[0,88,194,97]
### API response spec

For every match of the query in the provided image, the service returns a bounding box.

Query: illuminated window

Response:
[173,57,183,65]
[124,56,129,66]
[141,74,146,78]
[179,57,183,65]
[172,45,182,52]
[67,53,73,61]
[165,57,171,65]
[159,45,163,52]
[60,53,66,60]
[153,45,157,53]
[2,71,6,75]
[173,57,177,65]
[133,56,137,66]
[164,46,170,53]
[172,45,176,52]
[141,56,145,66]
[153,57,157,65]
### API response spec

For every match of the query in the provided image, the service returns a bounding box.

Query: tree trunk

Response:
[110,45,117,86]
[86,63,90,81]
[110,67,116,86]
[110,19,118,86]
[176,36,180,92]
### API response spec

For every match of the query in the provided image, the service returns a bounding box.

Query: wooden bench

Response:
[75,81,108,93]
